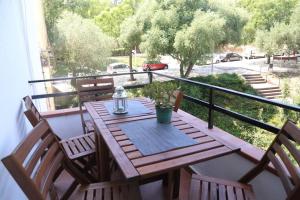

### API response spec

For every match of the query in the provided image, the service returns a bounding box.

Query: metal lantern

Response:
[113,86,128,114]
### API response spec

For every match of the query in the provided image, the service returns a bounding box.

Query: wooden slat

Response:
[34,142,60,188]
[104,186,111,200]
[78,137,91,151]
[26,134,55,174]
[126,151,142,159]
[194,175,253,190]
[118,140,132,146]
[201,181,209,200]
[131,141,223,167]
[273,143,300,185]
[84,102,102,120]
[15,122,49,161]
[218,184,226,200]
[210,182,217,200]
[194,136,215,144]
[115,135,128,141]
[226,185,235,200]
[86,188,94,200]
[278,134,300,165]
[189,179,200,200]
[283,121,300,143]
[61,141,73,158]
[86,135,95,147]
[95,187,102,200]
[235,188,244,200]
[181,128,199,134]
[136,146,235,177]
[112,131,124,136]
[267,151,292,193]
[73,138,85,152]
[244,188,256,200]
[113,185,120,200]
[188,132,206,138]
[122,145,137,153]
[41,152,64,198]
[94,119,139,179]
[176,124,193,130]
[67,140,79,155]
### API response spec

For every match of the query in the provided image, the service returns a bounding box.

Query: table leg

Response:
[166,169,180,200]
[98,135,110,181]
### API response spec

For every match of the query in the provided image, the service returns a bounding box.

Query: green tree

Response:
[290,1,300,51]
[240,0,298,43]
[52,11,114,77]
[119,16,143,80]
[256,21,297,64]
[140,0,245,77]
[64,0,111,18]
[94,0,141,38]
[209,0,249,45]
[43,0,64,43]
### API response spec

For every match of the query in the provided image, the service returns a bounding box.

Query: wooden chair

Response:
[1,120,141,200]
[23,96,96,163]
[76,78,114,134]
[172,90,183,112]
[179,120,300,200]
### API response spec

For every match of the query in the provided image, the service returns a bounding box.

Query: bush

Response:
[112,48,128,56]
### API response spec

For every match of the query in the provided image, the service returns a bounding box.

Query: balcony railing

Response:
[28,71,300,138]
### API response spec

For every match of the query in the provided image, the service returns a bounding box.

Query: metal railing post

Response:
[208,88,214,129]
[148,72,153,84]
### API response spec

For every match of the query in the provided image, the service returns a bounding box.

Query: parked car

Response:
[216,53,243,62]
[243,50,265,59]
[213,54,226,63]
[142,61,168,71]
[107,63,137,74]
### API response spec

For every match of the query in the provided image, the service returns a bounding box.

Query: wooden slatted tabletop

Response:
[85,98,240,180]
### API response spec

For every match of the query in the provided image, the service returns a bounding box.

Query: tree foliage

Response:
[240,0,298,43]
[255,1,300,56]
[94,0,142,38]
[52,11,114,76]
[137,0,246,77]
[43,0,64,43]
[64,0,111,18]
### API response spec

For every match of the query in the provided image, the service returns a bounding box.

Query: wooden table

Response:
[85,98,240,196]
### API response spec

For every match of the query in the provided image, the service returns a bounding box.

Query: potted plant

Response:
[143,81,179,123]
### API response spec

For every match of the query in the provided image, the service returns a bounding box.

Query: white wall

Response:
[0,0,44,199]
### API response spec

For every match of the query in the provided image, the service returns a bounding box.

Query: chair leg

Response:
[61,180,79,200]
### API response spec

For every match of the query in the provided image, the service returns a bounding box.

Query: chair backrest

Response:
[171,90,183,112]
[76,77,114,104]
[1,120,63,200]
[240,120,300,199]
[23,96,43,126]
[76,78,114,133]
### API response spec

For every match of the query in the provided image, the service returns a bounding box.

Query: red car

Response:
[142,61,168,71]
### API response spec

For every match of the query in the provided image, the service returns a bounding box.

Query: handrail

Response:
[28,71,300,135]
[28,71,149,83]
[152,72,300,112]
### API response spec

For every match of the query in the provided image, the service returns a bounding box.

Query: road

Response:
[114,56,299,87]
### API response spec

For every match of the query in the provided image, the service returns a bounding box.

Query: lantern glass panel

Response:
[112,86,128,114]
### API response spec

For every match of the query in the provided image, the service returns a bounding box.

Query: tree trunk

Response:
[184,63,194,78]
[266,55,271,64]
[71,70,77,87]
[179,63,184,78]
[129,52,135,81]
